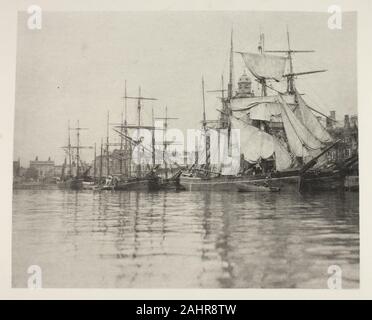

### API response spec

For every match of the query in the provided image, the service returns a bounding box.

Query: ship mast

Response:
[99,138,103,181]
[62,121,92,179]
[264,27,325,95]
[115,86,157,177]
[227,29,234,101]
[76,121,80,178]
[119,81,131,177]
[67,120,72,176]
[106,111,110,176]
[93,142,97,179]
[69,120,92,178]
[258,31,267,96]
[122,80,129,176]
[201,77,210,173]
[202,77,207,131]
[151,107,156,168]
[155,106,179,179]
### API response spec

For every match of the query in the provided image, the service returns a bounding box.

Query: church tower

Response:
[236,70,254,98]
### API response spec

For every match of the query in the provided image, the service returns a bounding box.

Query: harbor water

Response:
[12,189,359,288]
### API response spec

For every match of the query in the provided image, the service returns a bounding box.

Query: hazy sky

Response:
[14,11,357,166]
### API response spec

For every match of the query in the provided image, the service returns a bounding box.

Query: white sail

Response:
[230,116,292,170]
[220,128,241,176]
[239,52,287,81]
[249,102,282,122]
[279,95,323,158]
[294,91,333,143]
[274,139,293,171]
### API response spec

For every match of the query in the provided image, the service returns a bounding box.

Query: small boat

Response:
[114,177,150,191]
[237,183,280,193]
[94,176,117,191]
[82,181,96,190]
[148,170,186,191]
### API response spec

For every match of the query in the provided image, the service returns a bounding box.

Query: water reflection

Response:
[12,189,359,288]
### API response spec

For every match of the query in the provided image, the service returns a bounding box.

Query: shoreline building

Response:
[326,112,358,164]
[29,156,55,179]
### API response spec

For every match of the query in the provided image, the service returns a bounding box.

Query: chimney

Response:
[350,115,358,128]
[48,156,51,161]
[344,114,350,129]
[35,156,38,161]
[327,111,336,128]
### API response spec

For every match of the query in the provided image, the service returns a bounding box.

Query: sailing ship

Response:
[113,89,185,191]
[58,120,94,190]
[95,84,184,191]
[148,106,186,191]
[94,85,157,191]
[181,29,346,192]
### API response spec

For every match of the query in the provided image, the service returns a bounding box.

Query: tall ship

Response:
[181,29,350,192]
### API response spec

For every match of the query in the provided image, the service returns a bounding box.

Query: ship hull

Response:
[299,170,346,192]
[237,183,280,192]
[57,178,84,190]
[148,178,186,192]
[180,174,300,192]
[114,178,150,191]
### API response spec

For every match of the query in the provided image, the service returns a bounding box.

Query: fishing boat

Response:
[181,29,344,192]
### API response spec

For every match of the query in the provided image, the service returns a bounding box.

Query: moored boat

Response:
[58,120,94,191]
[148,170,186,191]
[181,29,345,193]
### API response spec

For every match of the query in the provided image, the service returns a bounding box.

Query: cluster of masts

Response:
[62,28,336,178]
[62,82,180,180]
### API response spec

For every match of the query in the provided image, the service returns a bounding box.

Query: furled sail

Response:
[230,95,296,112]
[239,52,287,81]
[294,91,333,143]
[274,140,293,171]
[249,102,282,122]
[279,95,324,158]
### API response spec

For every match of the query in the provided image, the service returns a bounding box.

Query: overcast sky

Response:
[14,11,357,166]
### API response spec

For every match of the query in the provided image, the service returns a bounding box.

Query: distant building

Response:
[234,71,254,98]
[29,156,55,179]
[326,111,358,163]
[93,148,132,177]
[13,159,21,177]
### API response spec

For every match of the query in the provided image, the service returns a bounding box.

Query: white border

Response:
[0,0,370,299]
